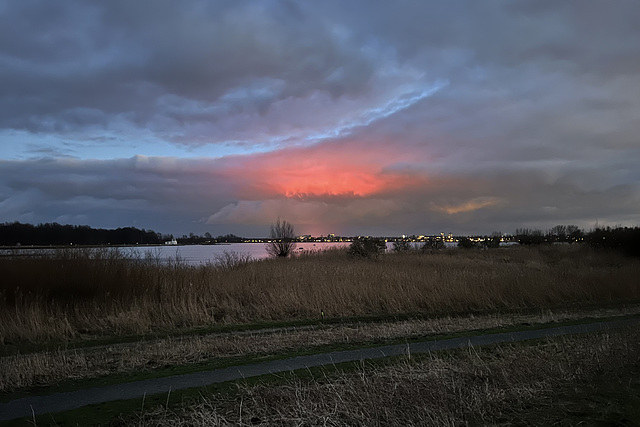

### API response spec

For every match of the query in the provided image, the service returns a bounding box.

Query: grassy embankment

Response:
[1,244,639,345]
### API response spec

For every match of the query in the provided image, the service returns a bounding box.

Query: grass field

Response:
[5,307,638,393]
[1,244,639,345]
[132,325,640,426]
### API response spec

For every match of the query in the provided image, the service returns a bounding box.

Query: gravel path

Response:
[1,317,638,422]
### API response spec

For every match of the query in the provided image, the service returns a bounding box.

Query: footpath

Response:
[1,316,639,422]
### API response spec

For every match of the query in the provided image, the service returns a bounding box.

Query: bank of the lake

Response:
[2,244,639,345]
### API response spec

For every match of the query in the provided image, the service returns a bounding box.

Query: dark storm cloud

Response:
[0,156,235,233]
[3,1,639,128]
[1,1,639,235]
[4,1,639,150]
[0,0,379,142]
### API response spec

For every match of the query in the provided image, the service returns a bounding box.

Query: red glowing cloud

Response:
[205,140,444,232]
[217,141,428,200]
[205,141,510,233]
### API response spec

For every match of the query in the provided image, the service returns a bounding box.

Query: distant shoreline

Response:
[0,242,239,250]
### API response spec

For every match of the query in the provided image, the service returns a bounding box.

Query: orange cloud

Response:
[205,140,439,233]
[431,197,503,214]
[216,140,428,200]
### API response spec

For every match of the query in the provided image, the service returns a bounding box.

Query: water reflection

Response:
[126,242,350,265]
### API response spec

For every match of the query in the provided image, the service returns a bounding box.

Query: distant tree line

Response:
[0,222,251,247]
[515,225,584,245]
[0,222,164,246]
[3,221,639,257]
[514,224,640,257]
[175,233,244,245]
[585,226,640,257]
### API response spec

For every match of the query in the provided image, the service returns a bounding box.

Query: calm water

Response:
[126,241,461,264]
[1,241,466,265]
[125,242,350,264]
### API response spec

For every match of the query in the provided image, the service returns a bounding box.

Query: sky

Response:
[1,0,639,237]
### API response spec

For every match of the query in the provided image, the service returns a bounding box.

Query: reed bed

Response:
[1,245,639,344]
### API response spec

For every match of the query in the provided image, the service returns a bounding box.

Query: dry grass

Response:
[2,305,638,392]
[1,245,639,344]
[138,325,640,426]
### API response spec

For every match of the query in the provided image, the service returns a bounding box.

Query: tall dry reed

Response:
[1,245,638,344]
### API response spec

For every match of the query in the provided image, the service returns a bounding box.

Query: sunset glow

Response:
[271,165,423,199]
[433,197,503,215]
[215,140,430,203]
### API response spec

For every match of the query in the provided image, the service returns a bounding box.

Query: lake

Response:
[1,241,466,265]
[124,242,351,264]
[125,241,462,264]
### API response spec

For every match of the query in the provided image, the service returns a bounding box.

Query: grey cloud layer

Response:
[1,152,637,236]
[1,1,639,235]
[3,1,638,147]
[1,1,386,144]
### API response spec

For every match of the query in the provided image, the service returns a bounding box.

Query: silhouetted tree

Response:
[265,218,296,257]
[567,225,583,242]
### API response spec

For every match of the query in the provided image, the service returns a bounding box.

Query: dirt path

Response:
[1,317,638,422]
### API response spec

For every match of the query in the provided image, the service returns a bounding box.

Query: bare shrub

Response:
[265,218,296,258]
[348,237,386,258]
[392,240,412,252]
[421,238,445,252]
[213,251,252,270]
[457,237,476,249]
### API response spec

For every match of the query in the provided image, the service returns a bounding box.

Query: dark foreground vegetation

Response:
[2,235,640,426]
[586,226,640,257]
[514,225,640,257]
[1,242,639,345]
[137,326,640,426]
